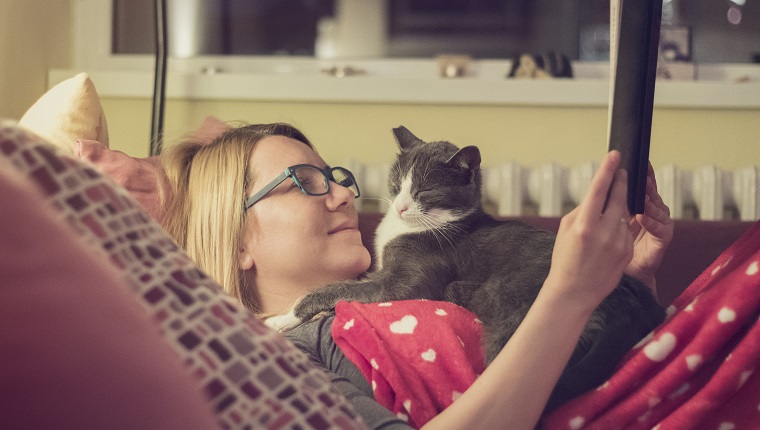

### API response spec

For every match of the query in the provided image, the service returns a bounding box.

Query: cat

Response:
[294,125,665,410]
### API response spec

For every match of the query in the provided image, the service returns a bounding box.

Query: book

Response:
[607,0,663,214]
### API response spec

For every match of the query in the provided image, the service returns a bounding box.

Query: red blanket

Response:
[333,220,760,429]
[543,219,760,430]
[332,300,485,428]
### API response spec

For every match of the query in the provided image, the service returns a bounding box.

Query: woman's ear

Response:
[238,246,254,271]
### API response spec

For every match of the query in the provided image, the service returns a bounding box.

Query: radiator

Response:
[347,160,760,221]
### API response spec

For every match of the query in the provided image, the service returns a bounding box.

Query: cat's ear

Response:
[447,146,481,183]
[446,145,481,171]
[392,126,425,150]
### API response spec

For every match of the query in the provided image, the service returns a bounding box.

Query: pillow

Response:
[75,115,230,222]
[19,72,109,152]
[0,161,218,429]
[0,121,365,430]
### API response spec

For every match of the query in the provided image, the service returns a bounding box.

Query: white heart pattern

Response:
[747,261,759,276]
[403,400,412,413]
[718,307,737,323]
[668,382,690,400]
[389,315,418,334]
[644,332,677,362]
[686,354,703,371]
[343,318,355,330]
[420,348,437,362]
[568,416,585,430]
[739,370,754,388]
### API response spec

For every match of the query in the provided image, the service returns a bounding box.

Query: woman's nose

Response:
[325,181,355,210]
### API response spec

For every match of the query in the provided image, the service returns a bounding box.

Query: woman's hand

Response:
[624,163,674,298]
[427,152,638,430]
[546,150,635,310]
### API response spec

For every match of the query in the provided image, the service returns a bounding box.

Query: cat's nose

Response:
[395,202,409,217]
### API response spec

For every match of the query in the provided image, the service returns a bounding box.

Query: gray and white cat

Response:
[295,126,664,410]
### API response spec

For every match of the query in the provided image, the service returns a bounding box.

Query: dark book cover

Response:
[607,0,663,214]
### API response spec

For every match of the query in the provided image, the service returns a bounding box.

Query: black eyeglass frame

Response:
[244,164,360,210]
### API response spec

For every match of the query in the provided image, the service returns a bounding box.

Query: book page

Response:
[607,0,621,144]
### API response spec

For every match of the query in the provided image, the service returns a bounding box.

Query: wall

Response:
[101,97,759,171]
[0,0,72,120]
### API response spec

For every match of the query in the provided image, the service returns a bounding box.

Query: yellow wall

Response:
[0,0,71,120]
[102,97,759,170]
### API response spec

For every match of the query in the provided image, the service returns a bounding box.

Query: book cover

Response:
[607,0,663,214]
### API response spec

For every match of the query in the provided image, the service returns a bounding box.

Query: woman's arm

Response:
[422,150,635,430]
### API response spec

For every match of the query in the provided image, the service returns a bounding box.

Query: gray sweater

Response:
[285,315,414,430]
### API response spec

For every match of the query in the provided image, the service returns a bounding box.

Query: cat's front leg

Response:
[294,278,386,321]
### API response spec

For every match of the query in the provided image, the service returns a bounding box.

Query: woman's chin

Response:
[340,247,372,280]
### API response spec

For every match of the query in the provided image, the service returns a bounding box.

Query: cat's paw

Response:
[293,290,339,321]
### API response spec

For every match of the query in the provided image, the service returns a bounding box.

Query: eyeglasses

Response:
[244,164,360,210]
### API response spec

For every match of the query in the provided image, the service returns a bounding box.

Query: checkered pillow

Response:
[0,121,366,430]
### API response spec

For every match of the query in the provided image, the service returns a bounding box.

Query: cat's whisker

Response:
[423,211,466,236]
[417,215,447,251]
[420,213,457,251]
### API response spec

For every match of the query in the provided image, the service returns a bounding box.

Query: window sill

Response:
[50,61,760,109]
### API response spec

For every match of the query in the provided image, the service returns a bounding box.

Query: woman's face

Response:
[239,135,371,307]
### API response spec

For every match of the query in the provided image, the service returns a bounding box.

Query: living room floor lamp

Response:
[150,0,168,156]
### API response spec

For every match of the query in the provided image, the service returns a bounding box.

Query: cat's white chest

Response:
[374,211,419,270]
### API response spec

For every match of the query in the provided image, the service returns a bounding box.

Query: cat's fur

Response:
[294,126,665,410]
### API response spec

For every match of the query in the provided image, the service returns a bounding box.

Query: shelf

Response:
[50,66,760,110]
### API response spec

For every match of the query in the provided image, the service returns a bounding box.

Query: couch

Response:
[6,72,757,428]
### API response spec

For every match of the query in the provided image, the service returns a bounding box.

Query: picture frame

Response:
[659,25,692,62]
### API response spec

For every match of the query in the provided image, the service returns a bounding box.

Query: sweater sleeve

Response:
[285,315,413,430]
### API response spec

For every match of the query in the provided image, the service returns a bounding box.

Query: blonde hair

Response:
[161,123,315,312]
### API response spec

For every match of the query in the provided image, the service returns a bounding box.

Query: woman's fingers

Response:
[606,168,630,222]
[580,150,623,219]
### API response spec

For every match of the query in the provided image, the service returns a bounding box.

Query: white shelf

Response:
[50,66,760,110]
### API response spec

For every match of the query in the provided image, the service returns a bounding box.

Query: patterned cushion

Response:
[19,73,109,152]
[0,121,367,430]
[0,162,218,429]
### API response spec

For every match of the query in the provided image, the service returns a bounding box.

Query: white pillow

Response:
[19,72,109,153]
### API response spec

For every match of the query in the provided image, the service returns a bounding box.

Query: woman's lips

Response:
[329,222,359,234]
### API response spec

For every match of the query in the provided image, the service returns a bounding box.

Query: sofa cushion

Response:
[0,162,218,429]
[0,121,366,430]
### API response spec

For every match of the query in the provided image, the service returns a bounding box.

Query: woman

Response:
[162,123,673,429]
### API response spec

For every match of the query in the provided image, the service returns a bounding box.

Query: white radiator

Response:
[348,160,760,221]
